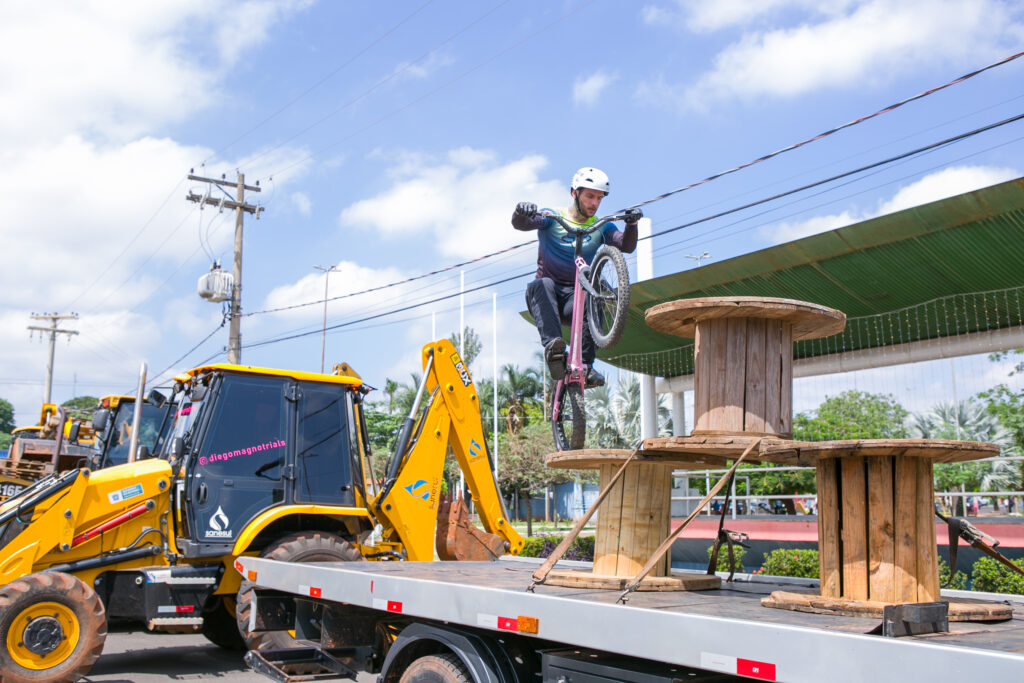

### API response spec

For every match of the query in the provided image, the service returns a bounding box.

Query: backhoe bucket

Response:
[435,494,509,561]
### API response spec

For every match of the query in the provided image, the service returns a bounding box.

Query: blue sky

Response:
[3,0,1024,426]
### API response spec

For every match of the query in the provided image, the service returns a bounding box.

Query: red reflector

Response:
[737,659,775,681]
[177,605,195,613]
[233,560,243,573]
[387,601,403,613]
[497,617,518,631]
[309,587,322,598]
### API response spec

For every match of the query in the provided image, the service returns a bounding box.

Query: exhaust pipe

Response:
[127,362,147,463]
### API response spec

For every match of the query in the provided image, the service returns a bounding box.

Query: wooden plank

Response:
[779,322,793,436]
[840,456,868,601]
[866,456,895,602]
[694,323,712,431]
[707,319,729,432]
[764,320,782,434]
[743,318,767,433]
[916,458,940,601]
[723,317,747,432]
[762,591,1013,622]
[893,456,919,603]
[615,464,640,576]
[817,458,841,598]
[545,569,720,592]
[593,464,624,576]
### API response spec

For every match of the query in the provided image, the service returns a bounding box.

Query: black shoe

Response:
[585,368,605,388]
[544,338,567,381]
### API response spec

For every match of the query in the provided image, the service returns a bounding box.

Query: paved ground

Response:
[82,625,375,682]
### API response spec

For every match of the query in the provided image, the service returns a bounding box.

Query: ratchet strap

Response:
[617,438,761,602]
[937,510,1024,585]
[529,446,640,590]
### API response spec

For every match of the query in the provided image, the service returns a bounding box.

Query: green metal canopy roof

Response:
[600,176,1024,377]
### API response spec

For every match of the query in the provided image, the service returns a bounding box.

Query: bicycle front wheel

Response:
[551,383,585,451]
[587,244,630,349]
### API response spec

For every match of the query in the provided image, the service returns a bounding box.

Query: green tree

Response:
[584,373,670,449]
[0,398,14,433]
[449,327,482,370]
[912,399,1020,508]
[499,364,543,433]
[499,421,576,536]
[62,395,98,422]
[793,390,909,441]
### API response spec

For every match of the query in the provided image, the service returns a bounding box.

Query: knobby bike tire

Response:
[551,382,586,451]
[587,244,630,349]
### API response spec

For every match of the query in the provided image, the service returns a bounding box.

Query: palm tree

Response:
[383,378,399,414]
[585,373,672,448]
[500,364,543,433]
[392,373,423,418]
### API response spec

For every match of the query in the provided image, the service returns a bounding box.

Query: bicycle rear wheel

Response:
[551,382,585,451]
[587,245,630,349]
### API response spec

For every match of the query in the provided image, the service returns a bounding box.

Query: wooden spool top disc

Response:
[645,296,846,341]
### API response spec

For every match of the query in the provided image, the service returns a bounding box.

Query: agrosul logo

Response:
[205,506,233,539]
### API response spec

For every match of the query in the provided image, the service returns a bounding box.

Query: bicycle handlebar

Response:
[539,210,631,236]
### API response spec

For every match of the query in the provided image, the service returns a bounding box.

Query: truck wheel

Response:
[0,572,106,683]
[201,595,245,650]
[236,531,362,651]
[399,653,471,683]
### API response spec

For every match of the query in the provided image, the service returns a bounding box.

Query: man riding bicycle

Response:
[513,167,641,388]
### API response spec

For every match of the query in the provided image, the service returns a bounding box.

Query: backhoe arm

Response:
[373,340,523,561]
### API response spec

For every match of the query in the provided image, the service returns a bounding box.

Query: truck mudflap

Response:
[244,647,361,682]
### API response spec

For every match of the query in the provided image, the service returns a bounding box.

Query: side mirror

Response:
[146,389,166,408]
[190,386,208,402]
[68,422,81,442]
[170,437,185,462]
[91,409,111,432]
[137,444,152,460]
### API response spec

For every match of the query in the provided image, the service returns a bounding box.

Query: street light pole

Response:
[685,251,711,267]
[314,265,338,373]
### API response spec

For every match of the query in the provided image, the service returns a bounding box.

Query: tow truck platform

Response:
[239,555,1024,682]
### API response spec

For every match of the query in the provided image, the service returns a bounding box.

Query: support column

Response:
[671,391,686,436]
[640,373,657,439]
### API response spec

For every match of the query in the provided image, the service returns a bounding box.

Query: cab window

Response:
[296,382,354,505]
[198,375,287,480]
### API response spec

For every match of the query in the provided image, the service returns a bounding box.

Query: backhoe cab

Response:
[0,339,520,682]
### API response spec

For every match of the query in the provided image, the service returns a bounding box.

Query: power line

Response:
[627,48,1024,210]
[237,110,1024,352]
[146,320,227,390]
[201,0,438,165]
[243,0,513,173]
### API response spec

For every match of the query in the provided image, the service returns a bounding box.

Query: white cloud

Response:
[643,0,855,32]
[394,49,456,80]
[759,165,1019,244]
[638,0,1023,110]
[339,150,567,258]
[573,70,618,106]
[291,192,313,216]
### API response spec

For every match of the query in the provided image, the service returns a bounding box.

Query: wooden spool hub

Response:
[645,297,845,438]
[545,449,720,591]
[761,439,1011,621]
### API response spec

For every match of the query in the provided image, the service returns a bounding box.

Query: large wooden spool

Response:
[646,297,845,438]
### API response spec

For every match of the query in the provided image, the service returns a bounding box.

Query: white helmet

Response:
[571,167,610,195]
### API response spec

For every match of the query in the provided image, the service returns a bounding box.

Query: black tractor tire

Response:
[399,653,471,683]
[201,595,245,650]
[236,531,362,651]
[0,572,107,683]
[551,383,586,451]
[586,244,630,349]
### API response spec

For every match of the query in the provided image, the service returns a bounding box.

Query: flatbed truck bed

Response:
[238,555,1024,682]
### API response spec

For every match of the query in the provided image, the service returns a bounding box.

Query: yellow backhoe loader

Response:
[0,339,522,683]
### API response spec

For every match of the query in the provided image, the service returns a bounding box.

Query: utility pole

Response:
[187,171,262,364]
[28,312,79,405]
[313,265,338,373]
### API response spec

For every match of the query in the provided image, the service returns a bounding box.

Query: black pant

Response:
[525,277,595,365]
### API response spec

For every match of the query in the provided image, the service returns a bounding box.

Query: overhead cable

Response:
[628,49,1024,210]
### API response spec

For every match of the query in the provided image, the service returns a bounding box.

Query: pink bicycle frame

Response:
[551,255,589,421]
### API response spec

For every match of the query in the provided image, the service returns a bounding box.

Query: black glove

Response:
[623,208,643,225]
[515,201,538,218]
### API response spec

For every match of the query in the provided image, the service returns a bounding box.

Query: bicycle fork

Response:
[551,256,590,422]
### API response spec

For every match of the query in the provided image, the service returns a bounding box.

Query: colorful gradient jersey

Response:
[512,207,630,285]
